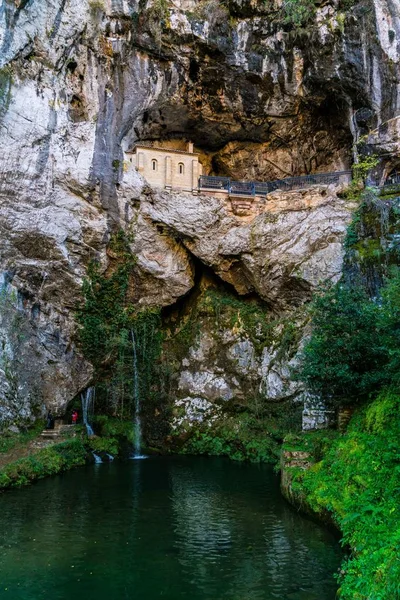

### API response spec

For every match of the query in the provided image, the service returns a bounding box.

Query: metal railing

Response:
[366,173,400,188]
[386,173,400,186]
[198,170,352,197]
[230,181,255,196]
[198,175,230,192]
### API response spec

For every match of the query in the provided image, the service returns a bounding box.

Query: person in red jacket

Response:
[71,410,78,425]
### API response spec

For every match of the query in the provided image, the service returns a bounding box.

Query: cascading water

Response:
[92,452,102,464]
[131,330,146,459]
[81,387,95,436]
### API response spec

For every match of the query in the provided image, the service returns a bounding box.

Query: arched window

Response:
[152,159,158,171]
[178,162,185,175]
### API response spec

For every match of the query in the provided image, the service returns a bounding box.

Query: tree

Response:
[298,283,388,407]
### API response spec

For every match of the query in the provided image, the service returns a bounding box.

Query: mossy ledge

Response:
[0,439,88,491]
[0,417,136,492]
[280,394,400,599]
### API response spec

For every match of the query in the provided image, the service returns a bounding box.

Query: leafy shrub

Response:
[289,395,400,599]
[88,436,119,455]
[92,415,134,442]
[365,390,398,434]
[76,260,132,367]
[282,0,316,27]
[298,283,387,407]
[180,427,279,463]
[76,232,163,422]
[298,267,400,408]
[175,411,292,464]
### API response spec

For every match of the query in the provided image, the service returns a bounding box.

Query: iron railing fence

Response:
[199,171,352,196]
[386,173,400,186]
[198,175,230,191]
[230,181,255,196]
[366,173,400,188]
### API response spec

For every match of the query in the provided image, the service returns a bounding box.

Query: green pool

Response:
[0,456,342,599]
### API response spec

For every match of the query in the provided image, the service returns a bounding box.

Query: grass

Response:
[0,439,88,490]
[0,421,44,456]
[284,393,400,599]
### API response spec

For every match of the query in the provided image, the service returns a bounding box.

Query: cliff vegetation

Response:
[282,192,400,599]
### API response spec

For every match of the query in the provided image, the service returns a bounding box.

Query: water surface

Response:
[0,456,342,599]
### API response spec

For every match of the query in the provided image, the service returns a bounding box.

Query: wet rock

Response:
[0,0,398,424]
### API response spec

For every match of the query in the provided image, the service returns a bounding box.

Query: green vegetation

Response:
[343,153,380,201]
[0,439,87,490]
[343,189,400,286]
[292,198,400,597]
[87,415,135,455]
[281,0,316,28]
[76,233,136,368]
[76,231,163,422]
[175,401,302,464]
[92,414,134,442]
[0,66,12,120]
[179,425,279,463]
[150,0,170,21]
[88,0,105,13]
[285,394,400,599]
[0,415,138,491]
[87,436,119,456]
[167,285,304,361]
[299,192,400,408]
[298,282,386,407]
[352,154,380,184]
[0,421,44,455]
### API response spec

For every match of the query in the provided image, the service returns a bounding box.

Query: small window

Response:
[152,159,158,171]
[178,162,184,175]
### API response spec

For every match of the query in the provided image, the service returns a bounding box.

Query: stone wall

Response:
[130,145,202,192]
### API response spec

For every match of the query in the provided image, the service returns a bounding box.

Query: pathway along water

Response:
[0,457,342,600]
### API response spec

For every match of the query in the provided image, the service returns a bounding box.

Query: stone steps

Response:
[40,424,76,440]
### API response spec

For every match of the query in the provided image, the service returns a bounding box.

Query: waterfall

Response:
[92,452,102,464]
[81,387,95,436]
[131,330,146,459]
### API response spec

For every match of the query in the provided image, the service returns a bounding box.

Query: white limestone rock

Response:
[172,396,221,430]
[178,370,233,401]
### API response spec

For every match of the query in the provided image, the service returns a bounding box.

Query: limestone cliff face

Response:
[0,0,398,427]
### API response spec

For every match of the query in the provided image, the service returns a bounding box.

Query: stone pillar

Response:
[165,156,172,189]
[192,159,199,193]
[137,151,145,172]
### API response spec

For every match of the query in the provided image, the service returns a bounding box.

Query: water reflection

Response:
[0,457,342,600]
[168,458,341,600]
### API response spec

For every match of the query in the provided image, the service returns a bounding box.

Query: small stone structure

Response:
[302,394,335,430]
[127,142,203,193]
